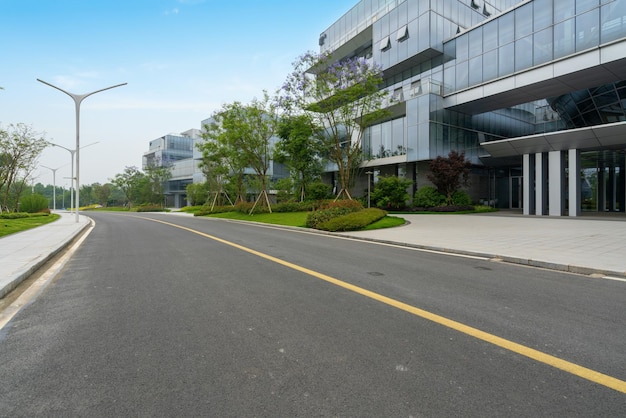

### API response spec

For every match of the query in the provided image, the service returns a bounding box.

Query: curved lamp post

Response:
[37,79,126,222]
[51,141,99,214]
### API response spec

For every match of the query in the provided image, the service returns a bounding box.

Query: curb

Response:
[0,217,92,299]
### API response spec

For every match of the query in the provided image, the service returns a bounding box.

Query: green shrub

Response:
[451,190,472,206]
[370,175,412,209]
[317,208,387,232]
[180,205,203,213]
[429,205,475,212]
[306,181,333,201]
[134,204,167,212]
[273,201,315,213]
[318,199,363,211]
[413,186,446,208]
[194,205,235,216]
[19,194,49,213]
[306,206,361,229]
[0,212,30,219]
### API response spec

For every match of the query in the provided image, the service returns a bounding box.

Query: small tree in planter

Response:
[427,150,471,205]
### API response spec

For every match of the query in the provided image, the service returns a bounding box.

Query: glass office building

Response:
[320,0,626,215]
[142,129,201,207]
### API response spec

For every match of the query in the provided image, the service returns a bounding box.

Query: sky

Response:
[0,0,357,187]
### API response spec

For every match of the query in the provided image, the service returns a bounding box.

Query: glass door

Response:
[510,176,523,209]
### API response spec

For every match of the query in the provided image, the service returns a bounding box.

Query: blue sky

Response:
[0,0,356,186]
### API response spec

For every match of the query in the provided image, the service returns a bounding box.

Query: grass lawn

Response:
[0,214,60,238]
[363,215,406,230]
[202,211,406,231]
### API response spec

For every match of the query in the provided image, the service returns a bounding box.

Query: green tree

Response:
[200,118,246,208]
[275,114,324,202]
[281,52,388,200]
[202,93,280,213]
[0,123,48,211]
[111,166,145,209]
[186,182,209,206]
[427,150,472,205]
[144,163,172,206]
[93,183,112,207]
[370,175,413,210]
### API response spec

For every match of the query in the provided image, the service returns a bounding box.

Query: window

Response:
[410,80,422,97]
[396,25,409,41]
[393,87,404,101]
[379,36,391,51]
[471,0,482,9]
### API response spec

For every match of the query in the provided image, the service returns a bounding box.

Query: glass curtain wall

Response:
[580,150,625,212]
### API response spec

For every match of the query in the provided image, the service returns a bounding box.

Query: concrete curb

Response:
[0,216,92,299]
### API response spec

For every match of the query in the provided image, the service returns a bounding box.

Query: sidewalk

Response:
[0,211,91,298]
[341,212,626,277]
[1,210,625,299]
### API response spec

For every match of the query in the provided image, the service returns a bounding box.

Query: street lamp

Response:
[365,171,373,208]
[41,164,64,210]
[51,141,99,214]
[37,79,126,222]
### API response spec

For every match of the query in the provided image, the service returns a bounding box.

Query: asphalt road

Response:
[1,212,624,416]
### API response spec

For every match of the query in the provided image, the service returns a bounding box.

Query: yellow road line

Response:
[140,216,626,394]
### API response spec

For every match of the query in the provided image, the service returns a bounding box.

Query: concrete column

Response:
[568,149,581,217]
[523,154,534,215]
[549,150,565,216]
[535,152,548,215]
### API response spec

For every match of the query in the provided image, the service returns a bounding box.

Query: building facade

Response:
[142,129,202,208]
[320,0,626,215]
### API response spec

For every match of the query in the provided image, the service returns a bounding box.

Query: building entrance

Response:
[580,151,625,213]
[510,176,523,209]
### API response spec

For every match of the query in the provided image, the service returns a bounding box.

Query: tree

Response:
[202,93,280,213]
[200,118,247,208]
[0,123,48,211]
[144,163,172,206]
[281,52,388,200]
[427,150,472,205]
[186,182,210,206]
[275,114,324,201]
[111,166,145,209]
[93,183,112,207]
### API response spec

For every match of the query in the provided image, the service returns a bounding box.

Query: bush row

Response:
[134,205,168,212]
[194,198,362,217]
[412,186,473,208]
[305,200,364,229]
[316,208,387,232]
[409,205,475,212]
[0,212,51,219]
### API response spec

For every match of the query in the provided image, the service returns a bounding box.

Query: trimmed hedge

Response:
[273,201,316,213]
[305,199,365,228]
[134,205,168,212]
[317,208,387,232]
[0,212,51,219]
[0,212,30,219]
